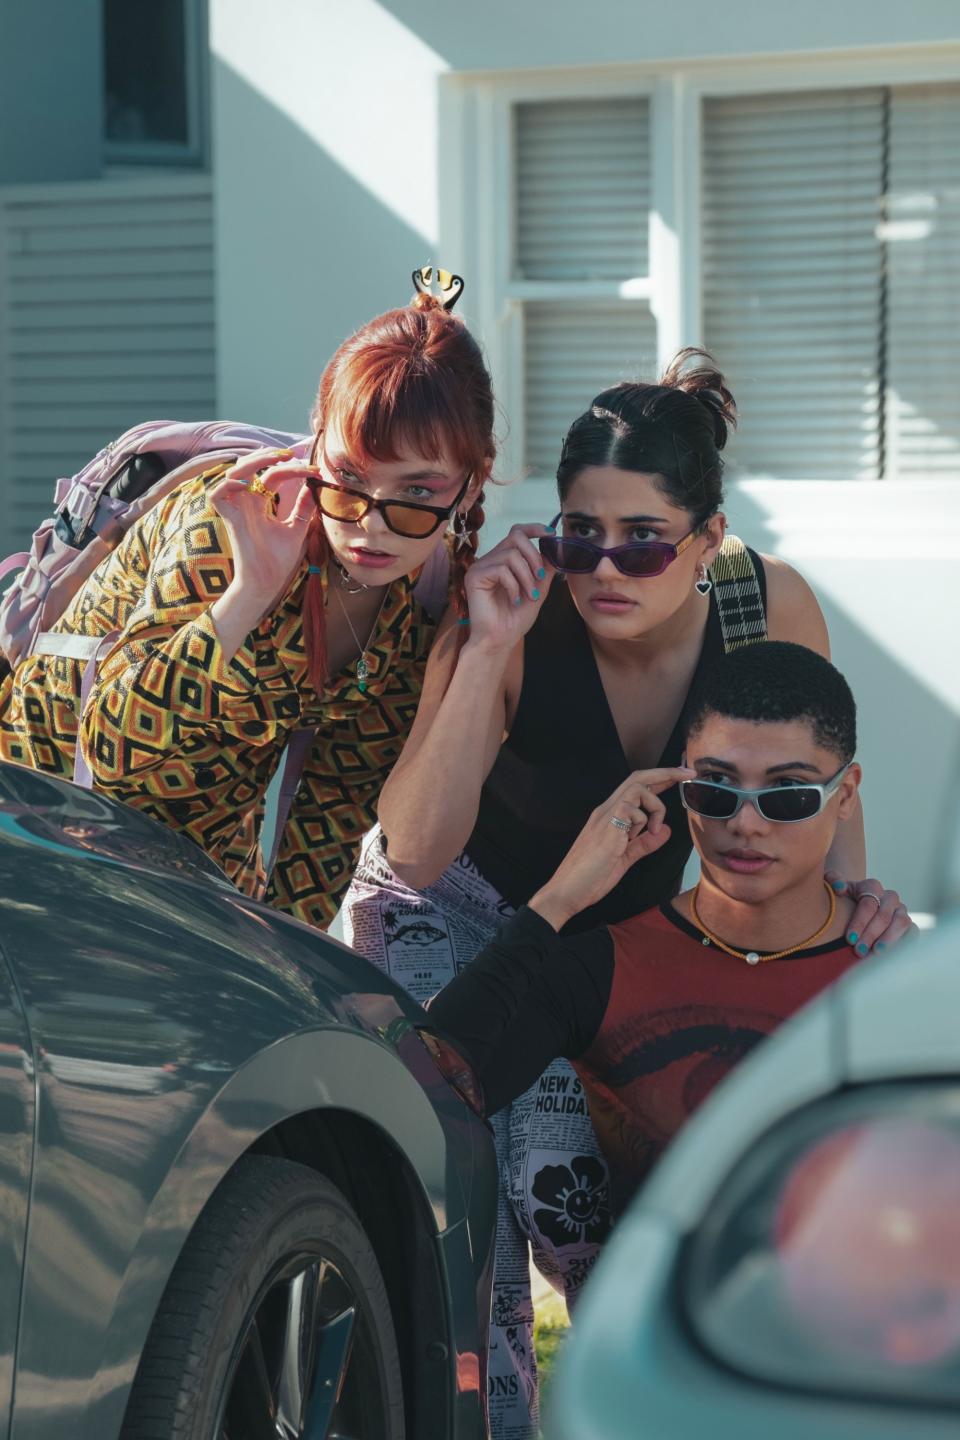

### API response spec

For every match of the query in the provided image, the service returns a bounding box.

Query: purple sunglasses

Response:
[538,515,699,579]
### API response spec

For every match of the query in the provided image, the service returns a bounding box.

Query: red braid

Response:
[302,478,329,693]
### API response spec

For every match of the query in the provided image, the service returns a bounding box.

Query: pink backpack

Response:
[0,418,450,884]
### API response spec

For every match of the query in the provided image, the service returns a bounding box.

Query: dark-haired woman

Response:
[343,350,909,1437]
[0,282,494,927]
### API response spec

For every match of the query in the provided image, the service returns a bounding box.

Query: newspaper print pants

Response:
[341,825,611,1440]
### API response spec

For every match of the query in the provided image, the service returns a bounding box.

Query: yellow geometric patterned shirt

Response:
[0,468,438,928]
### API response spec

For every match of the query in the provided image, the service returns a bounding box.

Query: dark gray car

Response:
[0,761,497,1440]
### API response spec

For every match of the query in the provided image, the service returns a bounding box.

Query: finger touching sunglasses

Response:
[680,763,852,824]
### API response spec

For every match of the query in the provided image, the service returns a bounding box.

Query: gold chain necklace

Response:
[690,879,836,965]
[331,578,386,695]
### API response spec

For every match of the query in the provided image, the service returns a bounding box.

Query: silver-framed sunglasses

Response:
[680,762,852,824]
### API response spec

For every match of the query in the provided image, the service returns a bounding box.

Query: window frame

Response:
[443,45,960,487]
[103,0,208,168]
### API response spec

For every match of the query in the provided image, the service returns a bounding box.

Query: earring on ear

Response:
[695,563,713,597]
[450,509,472,552]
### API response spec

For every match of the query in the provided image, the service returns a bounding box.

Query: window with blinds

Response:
[703,84,960,481]
[513,97,656,476]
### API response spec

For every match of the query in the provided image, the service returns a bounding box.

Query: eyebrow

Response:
[329,453,455,484]
[694,756,823,777]
[564,510,669,525]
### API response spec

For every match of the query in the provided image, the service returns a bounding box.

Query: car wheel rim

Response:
[218,1248,382,1440]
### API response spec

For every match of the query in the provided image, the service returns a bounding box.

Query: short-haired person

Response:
[426,642,901,1221]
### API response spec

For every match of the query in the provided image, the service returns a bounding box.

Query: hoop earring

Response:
[695,563,713,597]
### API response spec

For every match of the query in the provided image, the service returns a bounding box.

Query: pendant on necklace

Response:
[356,654,369,694]
[745,951,761,966]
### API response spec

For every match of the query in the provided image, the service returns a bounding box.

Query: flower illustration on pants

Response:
[531,1155,610,1248]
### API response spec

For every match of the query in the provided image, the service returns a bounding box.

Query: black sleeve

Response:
[424,905,613,1116]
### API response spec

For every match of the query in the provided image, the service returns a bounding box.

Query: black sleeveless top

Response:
[465,550,767,932]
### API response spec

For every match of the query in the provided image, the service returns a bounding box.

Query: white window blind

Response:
[516,97,650,280]
[703,84,960,481]
[703,89,885,480]
[885,83,960,479]
[0,177,216,550]
[525,305,658,476]
[513,96,655,476]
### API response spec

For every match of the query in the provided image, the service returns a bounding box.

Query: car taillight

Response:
[684,1084,960,1405]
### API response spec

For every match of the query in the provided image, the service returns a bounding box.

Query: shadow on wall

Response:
[213,59,434,431]
[721,483,960,916]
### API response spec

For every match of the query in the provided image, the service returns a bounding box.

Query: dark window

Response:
[103,0,205,162]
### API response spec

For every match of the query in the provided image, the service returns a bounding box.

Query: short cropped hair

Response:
[685,641,857,762]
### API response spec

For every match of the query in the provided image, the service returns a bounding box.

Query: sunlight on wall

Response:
[210,0,448,243]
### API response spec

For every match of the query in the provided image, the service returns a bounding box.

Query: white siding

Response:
[0,175,215,549]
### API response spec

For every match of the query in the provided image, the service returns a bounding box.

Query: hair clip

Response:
[412,265,465,311]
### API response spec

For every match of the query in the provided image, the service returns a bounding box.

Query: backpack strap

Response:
[257,726,316,897]
[708,535,767,653]
[0,553,30,584]
[33,629,121,787]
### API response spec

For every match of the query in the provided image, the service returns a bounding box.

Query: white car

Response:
[551,915,960,1439]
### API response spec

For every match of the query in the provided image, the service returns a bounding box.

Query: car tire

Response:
[120,1154,406,1439]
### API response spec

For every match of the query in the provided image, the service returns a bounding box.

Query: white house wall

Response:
[212,2,960,913]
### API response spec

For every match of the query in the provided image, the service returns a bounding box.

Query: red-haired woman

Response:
[0,282,493,927]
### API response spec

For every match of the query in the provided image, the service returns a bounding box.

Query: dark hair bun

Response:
[659,347,737,451]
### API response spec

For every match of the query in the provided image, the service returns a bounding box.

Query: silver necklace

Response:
[331,581,385,694]
[332,556,370,593]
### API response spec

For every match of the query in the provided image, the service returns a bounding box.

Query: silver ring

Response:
[609,816,631,833]
[859,892,882,911]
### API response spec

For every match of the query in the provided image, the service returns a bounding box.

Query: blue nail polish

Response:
[537,567,546,579]
[832,881,845,893]
[875,940,886,951]
[848,932,858,944]
[457,616,471,626]
[514,597,523,606]
[532,588,540,599]
[856,942,868,956]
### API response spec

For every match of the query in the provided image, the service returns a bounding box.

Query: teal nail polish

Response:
[457,617,471,626]
[856,942,868,956]
[532,588,540,599]
[831,881,845,893]
[847,932,857,944]
[537,567,546,579]
[876,940,886,950]
[514,597,523,606]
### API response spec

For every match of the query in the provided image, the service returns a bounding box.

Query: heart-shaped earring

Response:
[695,565,713,597]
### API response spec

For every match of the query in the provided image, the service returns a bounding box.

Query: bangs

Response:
[327,362,481,475]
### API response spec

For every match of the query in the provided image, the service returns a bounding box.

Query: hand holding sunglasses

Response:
[462,523,556,651]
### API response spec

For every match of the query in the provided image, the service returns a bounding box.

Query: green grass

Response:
[534,1290,570,1428]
